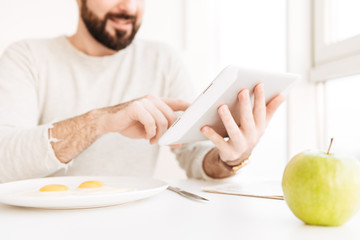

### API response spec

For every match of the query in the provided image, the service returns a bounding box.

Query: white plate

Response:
[0,176,168,209]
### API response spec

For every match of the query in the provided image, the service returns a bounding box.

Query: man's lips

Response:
[108,15,135,31]
[109,17,132,31]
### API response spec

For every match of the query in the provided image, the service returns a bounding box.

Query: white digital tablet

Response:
[158,65,301,145]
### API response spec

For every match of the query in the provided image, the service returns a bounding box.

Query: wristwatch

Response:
[222,157,250,174]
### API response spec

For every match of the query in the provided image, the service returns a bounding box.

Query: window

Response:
[328,0,360,42]
[311,0,360,153]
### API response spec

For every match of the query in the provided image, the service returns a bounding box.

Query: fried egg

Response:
[39,184,69,192]
[78,180,104,189]
[75,180,133,195]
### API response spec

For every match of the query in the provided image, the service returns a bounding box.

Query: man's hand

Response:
[201,83,285,178]
[50,95,189,163]
[100,95,189,144]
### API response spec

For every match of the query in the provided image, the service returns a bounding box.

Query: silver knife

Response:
[167,186,209,201]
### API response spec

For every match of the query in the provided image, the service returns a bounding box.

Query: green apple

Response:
[282,143,360,226]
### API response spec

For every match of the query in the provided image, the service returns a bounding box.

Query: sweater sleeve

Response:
[163,47,215,180]
[0,42,67,183]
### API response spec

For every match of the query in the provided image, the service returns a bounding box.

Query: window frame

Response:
[311,0,360,82]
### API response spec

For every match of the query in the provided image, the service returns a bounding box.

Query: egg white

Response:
[73,186,135,195]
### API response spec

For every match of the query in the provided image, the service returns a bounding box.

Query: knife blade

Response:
[167,186,209,201]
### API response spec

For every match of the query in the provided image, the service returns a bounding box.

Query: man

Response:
[0,0,284,183]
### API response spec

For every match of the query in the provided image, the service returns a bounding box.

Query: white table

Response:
[0,179,359,240]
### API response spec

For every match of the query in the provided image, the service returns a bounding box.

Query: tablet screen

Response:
[158,66,300,145]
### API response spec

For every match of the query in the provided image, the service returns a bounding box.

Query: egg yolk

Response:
[39,184,69,192]
[78,180,104,189]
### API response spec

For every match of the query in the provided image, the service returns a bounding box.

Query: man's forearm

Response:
[49,109,105,163]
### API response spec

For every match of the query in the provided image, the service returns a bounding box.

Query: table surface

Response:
[0,179,359,240]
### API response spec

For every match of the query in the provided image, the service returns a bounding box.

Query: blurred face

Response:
[80,0,144,51]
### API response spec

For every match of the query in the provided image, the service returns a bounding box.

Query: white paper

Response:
[202,181,284,199]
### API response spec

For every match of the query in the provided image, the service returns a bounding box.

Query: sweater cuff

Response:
[43,124,72,173]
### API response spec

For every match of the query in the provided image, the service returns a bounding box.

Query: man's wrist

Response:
[202,148,250,178]
[221,152,251,167]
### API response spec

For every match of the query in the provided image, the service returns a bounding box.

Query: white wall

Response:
[286,0,319,158]
[0,0,78,54]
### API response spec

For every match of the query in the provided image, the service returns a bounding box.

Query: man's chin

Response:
[102,37,133,51]
[100,26,137,50]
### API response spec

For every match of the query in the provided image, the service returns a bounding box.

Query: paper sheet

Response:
[202,181,284,200]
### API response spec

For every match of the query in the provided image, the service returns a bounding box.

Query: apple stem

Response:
[327,138,334,154]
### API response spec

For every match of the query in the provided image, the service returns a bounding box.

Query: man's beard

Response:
[80,0,140,51]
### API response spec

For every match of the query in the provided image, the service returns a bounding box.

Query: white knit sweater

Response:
[0,36,213,183]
